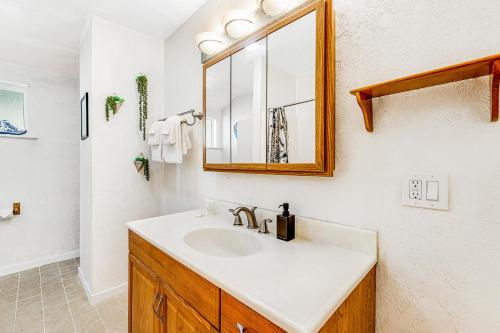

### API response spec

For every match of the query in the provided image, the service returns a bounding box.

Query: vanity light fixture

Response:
[222,10,254,39]
[257,0,288,16]
[195,32,224,55]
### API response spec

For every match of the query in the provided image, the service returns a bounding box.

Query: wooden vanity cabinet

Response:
[129,254,216,333]
[129,256,162,333]
[161,283,218,333]
[221,292,286,333]
[129,231,376,333]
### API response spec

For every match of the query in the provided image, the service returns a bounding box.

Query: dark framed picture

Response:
[81,92,89,140]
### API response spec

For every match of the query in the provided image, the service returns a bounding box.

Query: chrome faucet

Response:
[228,206,258,229]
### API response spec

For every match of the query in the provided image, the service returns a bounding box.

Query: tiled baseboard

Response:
[0,249,80,277]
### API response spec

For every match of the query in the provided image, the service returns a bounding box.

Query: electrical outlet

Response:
[402,173,449,210]
[409,180,422,200]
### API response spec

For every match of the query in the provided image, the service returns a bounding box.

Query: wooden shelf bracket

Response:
[355,92,373,132]
[492,60,500,122]
[351,54,500,132]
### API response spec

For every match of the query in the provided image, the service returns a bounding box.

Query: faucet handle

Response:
[229,209,243,226]
[258,219,272,234]
[233,215,243,226]
[250,206,257,213]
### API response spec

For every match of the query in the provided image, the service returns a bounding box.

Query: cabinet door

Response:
[161,283,217,333]
[129,255,162,333]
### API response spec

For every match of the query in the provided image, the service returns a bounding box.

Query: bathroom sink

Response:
[184,228,261,257]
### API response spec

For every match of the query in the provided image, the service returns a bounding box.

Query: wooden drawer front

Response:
[129,231,220,329]
[162,284,219,333]
[221,292,285,333]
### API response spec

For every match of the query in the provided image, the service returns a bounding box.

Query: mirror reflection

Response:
[267,11,316,164]
[205,9,319,166]
[231,38,267,163]
[205,57,231,164]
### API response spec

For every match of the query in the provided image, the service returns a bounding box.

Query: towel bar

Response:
[158,109,203,126]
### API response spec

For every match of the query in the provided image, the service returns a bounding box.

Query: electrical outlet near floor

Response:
[402,173,449,210]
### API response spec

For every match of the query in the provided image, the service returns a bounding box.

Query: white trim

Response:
[0,249,79,277]
[78,267,92,302]
[78,267,128,305]
[0,134,37,139]
[0,80,29,89]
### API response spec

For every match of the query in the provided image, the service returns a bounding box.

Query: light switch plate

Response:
[401,173,449,210]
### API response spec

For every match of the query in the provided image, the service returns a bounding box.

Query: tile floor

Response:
[0,258,128,333]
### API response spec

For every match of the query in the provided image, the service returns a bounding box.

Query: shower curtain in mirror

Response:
[268,107,289,163]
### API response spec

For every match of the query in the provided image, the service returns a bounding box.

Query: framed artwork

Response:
[81,92,89,140]
[0,80,29,136]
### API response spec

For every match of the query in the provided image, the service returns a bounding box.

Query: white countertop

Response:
[127,204,377,333]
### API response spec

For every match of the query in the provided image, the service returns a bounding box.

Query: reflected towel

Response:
[268,107,288,163]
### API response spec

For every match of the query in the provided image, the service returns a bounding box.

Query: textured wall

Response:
[0,61,80,274]
[163,0,500,331]
[79,17,164,297]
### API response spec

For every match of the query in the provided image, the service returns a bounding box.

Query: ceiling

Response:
[0,0,206,78]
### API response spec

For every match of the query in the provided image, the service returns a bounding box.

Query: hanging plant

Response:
[136,74,148,140]
[105,95,125,121]
[134,154,150,181]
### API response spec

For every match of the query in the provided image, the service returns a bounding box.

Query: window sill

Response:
[0,134,38,140]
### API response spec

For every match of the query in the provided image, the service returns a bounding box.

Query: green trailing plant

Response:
[134,154,150,181]
[136,74,148,140]
[105,95,125,121]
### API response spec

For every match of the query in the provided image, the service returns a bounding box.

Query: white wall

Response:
[163,0,500,331]
[0,61,79,276]
[79,17,164,300]
[79,21,94,290]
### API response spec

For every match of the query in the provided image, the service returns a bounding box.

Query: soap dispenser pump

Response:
[276,203,295,241]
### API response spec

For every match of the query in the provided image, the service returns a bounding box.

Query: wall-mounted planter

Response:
[134,153,150,181]
[105,95,125,121]
[136,75,148,140]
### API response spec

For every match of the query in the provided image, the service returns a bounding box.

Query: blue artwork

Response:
[0,120,27,135]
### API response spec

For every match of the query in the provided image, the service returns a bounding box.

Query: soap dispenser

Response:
[276,203,295,241]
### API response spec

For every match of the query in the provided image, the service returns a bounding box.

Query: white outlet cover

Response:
[401,173,449,211]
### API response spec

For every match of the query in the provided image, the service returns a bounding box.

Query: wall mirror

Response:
[203,0,334,176]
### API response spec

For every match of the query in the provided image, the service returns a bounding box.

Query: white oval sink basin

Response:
[184,228,261,257]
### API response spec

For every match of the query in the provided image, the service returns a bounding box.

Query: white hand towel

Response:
[161,116,183,163]
[147,121,163,146]
[0,208,13,219]
[147,121,165,162]
[181,123,192,155]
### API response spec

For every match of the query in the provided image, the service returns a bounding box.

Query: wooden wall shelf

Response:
[350,54,500,132]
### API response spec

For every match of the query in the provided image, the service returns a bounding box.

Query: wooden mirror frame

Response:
[203,0,334,176]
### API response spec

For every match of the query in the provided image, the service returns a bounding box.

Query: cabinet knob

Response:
[236,323,245,333]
